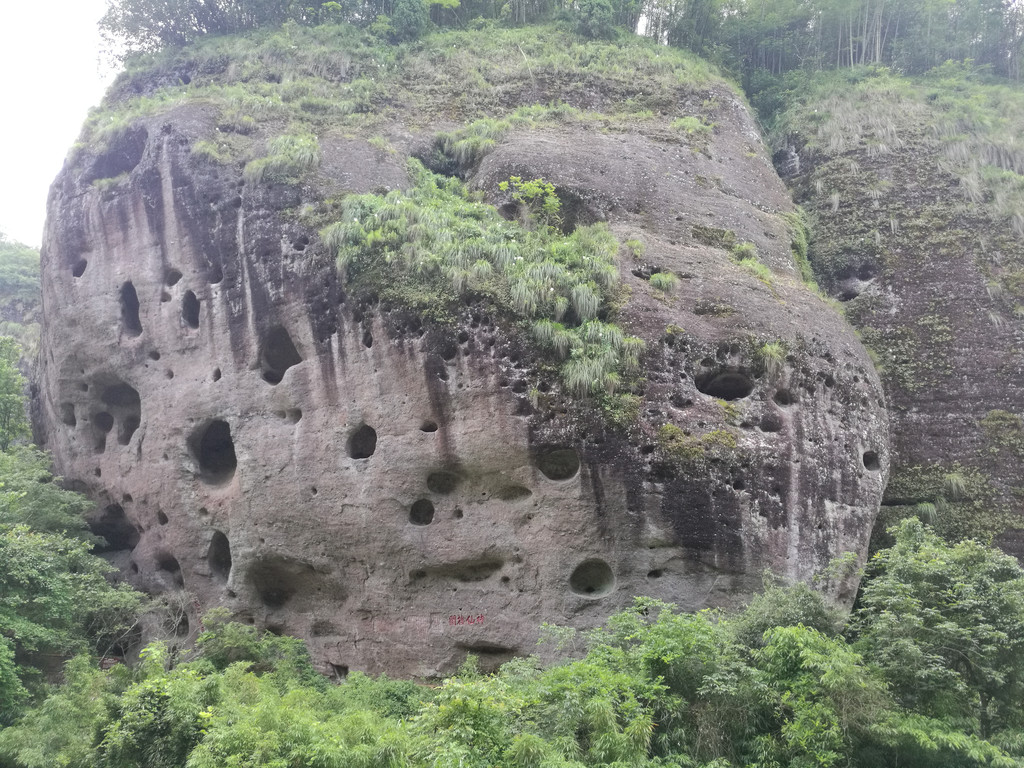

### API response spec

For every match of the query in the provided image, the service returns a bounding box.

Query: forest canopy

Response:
[99,0,1024,80]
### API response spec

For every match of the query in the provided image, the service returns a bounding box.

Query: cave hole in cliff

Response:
[410,499,435,525]
[427,471,460,494]
[773,389,795,406]
[647,569,663,579]
[182,291,200,329]
[695,369,754,400]
[362,329,373,348]
[165,269,182,287]
[119,282,143,337]
[87,127,147,183]
[157,553,184,588]
[213,368,222,382]
[207,264,223,284]
[249,557,310,609]
[72,259,87,278]
[863,451,881,471]
[157,510,168,525]
[420,420,438,432]
[330,664,349,679]
[60,402,76,427]
[260,325,302,384]
[347,424,377,459]
[189,420,237,484]
[92,504,140,553]
[208,531,232,582]
[535,448,581,481]
[569,559,615,597]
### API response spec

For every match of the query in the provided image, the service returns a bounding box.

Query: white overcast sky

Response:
[0,0,116,247]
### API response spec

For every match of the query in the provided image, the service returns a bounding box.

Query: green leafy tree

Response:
[851,518,1024,740]
[0,337,29,452]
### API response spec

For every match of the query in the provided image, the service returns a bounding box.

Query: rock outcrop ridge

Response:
[36,29,888,676]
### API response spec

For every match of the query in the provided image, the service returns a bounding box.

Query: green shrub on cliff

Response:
[322,160,643,395]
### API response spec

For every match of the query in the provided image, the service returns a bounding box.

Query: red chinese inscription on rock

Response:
[449,614,485,626]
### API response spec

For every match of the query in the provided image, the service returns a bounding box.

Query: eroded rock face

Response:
[38,66,887,676]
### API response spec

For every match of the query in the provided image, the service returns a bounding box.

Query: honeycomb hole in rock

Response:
[165,268,183,287]
[774,389,795,406]
[157,510,169,525]
[182,290,200,329]
[208,531,232,581]
[60,402,76,427]
[119,282,143,337]
[362,329,373,348]
[420,420,438,433]
[647,569,664,579]
[189,420,237,484]
[101,383,142,445]
[863,451,881,471]
[249,558,310,609]
[207,264,223,284]
[118,416,140,446]
[427,471,460,494]
[91,504,140,553]
[347,424,377,459]
[72,258,87,278]
[695,369,754,400]
[535,448,581,481]
[260,325,302,384]
[157,553,184,588]
[93,411,114,432]
[148,350,161,361]
[410,499,435,525]
[569,559,615,597]
[497,485,532,501]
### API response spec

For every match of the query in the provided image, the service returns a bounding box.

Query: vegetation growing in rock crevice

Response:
[322,160,643,395]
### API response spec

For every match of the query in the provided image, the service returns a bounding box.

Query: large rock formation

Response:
[775,71,1024,554]
[36,28,887,676]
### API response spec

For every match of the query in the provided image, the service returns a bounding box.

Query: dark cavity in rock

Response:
[92,504,139,553]
[347,424,377,459]
[410,499,435,525]
[119,282,142,337]
[569,559,615,597]
[208,531,232,581]
[695,369,754,400]
[182,290,200,329]
[535,448,581,481]
[189,420,237,484]
[260,325,302,384]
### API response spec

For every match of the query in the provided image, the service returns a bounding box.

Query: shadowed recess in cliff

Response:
[182,290,200,329]
[569,558,615,597]
[91,503,140,553]
[102,382,142,445]
[260,325,302,384]
[208,531,232,581]
[119,282,142,337]
[189,419,237,484]
[695,368,754,400]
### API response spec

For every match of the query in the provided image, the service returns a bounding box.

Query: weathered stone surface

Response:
[779,100,1024,553]
[37,56,887,676]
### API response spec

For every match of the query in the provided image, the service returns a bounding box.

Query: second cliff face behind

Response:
[36,26,888,676]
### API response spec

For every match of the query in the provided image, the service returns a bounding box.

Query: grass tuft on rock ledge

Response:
[322,160,643,396]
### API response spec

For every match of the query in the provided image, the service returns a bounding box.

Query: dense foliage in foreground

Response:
[2,519,1024,768]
